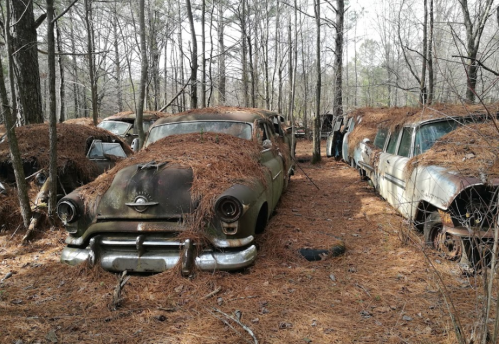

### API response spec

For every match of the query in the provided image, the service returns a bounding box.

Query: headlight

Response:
[57,200,79,225]
[215,196,243,223]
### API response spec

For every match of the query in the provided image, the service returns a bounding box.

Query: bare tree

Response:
[136,0,147,148]
[186,0,198,109]
[10,0,44,124]
[458,0,494,103]
[312,0,321,164]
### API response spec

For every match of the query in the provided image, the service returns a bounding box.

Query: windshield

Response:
[88,141,127,159]
[146,121,253,146]
[414,120,458,156]
[98,121,132,136]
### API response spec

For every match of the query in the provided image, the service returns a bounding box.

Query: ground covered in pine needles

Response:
[0,140,495,344]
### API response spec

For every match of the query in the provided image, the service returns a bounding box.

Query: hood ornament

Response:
[125,195,159,213]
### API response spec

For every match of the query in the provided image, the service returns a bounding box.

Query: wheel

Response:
[423,211,462,260]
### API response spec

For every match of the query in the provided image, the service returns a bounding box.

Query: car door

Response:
[378,127,414,217]
[257,120,284,212]
[341,116,355,163]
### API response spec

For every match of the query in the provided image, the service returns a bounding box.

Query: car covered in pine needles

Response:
[0,123,132,234]
[57,107,294,275]
[357,105,499,266]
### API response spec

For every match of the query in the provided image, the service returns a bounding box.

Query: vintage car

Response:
[325,115,344,158]
[0,123,132,232]
[57,107,294,275]
[359,113,499,265]
[98,111,167,147]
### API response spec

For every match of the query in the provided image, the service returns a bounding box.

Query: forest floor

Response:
[0,139,492,344]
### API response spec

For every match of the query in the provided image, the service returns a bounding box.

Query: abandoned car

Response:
[98,111,167,147]
[0,123,132,231]
[57,107,294,275]
[358,110,499,265]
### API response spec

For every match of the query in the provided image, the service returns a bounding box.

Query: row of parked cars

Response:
[326,105,499,267]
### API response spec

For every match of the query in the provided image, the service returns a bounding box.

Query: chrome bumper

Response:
[61,235,257,275]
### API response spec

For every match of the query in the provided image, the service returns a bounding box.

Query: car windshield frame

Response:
[87,140,127,159]
[145,120,253,147]
[98,121,132,136]
[414,119,459,156]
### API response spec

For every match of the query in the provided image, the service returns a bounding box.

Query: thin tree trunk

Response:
[56,20,65,123]
[1,1,31,228]
[84,0,98,125]
[427,0,434,104]
[218,4,226,105]
[46,0,58,217]
[136,0,148,148]
[201,0,207,108]
[186,0,198,109]
[333,0,345,119]
[312,0,321,164]
[241,0,249,107]
[113,5,123,112]
[69,16,80,118]
[420,0,428,105]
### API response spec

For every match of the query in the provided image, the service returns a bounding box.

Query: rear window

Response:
[373,128,388,149]
[385,130,400,154]
[414,120,458,156]
[397,127,413,157]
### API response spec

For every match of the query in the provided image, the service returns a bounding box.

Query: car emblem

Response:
[125,195,159,213]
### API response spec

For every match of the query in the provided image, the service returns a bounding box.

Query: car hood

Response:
[96,161,196,220]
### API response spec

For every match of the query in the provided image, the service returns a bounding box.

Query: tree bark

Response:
[56,20,65,123]
[84,0,98,125]
[46,0,58,216]
[137,0,148,148]
[458,0,494,103]
[1,1,31,228]
[333,0,345,119]
[10,0,44,124]
[186,0,198,109]
[312,0,321,164]
[201,0,207,108]
[217,3,226,105]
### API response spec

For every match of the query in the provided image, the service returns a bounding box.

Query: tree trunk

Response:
[136,0,148,148]
[186,0,198,109]
[56,20,65,123]
[69,15,80,118]
[1,1,31,228]
[201,0,207,108]
[46,0,58,217]
[241,0,249,107]
[333,0,345,119]
[10,0,44,124]
[459,0,494,103]
[312,0,321,164]
[84,0,98,125]
[427,0,434,104]
[217,4,226,105]
[420,0,428,105]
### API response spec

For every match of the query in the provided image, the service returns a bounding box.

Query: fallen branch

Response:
[210,308,258,344]
[202,286,222,300]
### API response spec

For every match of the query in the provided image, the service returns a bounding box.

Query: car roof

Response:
[150,107,275,130]
[104,111,167,122]
[399,113,493,129]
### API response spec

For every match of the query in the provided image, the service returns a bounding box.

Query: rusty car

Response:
[57,107,294,275]
[0,123,133,234]
[358,112,499,266]
[97,111,167,148]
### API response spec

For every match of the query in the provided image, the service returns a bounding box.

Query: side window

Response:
[373,128,388,149]
[397,127,413,158]
[385,130,400,154]
[257,122,269,143]
[87,140,104,158]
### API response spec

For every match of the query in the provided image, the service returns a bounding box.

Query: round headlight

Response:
[215,196,243,223]
[57,200,78,224]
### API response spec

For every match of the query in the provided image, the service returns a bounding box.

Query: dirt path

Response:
[0,140,484,343]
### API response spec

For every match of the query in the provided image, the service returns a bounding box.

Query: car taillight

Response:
[215,196,243,223]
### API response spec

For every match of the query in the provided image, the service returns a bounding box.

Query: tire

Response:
[423,211,462,260]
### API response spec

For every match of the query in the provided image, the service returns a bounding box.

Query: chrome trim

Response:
[385,173,406,190]
[272,170,282,181]
[60,243,257,273]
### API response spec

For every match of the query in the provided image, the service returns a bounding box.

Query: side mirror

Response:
[262,139,273,149]
[362,138,370,144]
[131,138,140,152]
